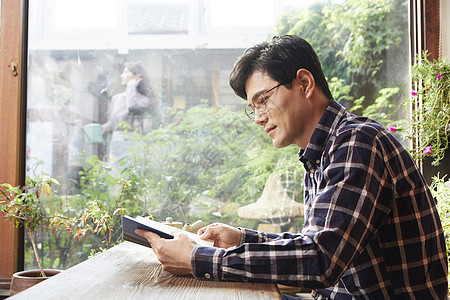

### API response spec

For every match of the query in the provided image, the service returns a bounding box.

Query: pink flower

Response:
[411,91,417,96]
[436,74,442,80]
[423,146,432,155]
[387,126,397,132]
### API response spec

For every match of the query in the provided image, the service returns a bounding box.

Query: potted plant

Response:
[406,51,450,166]
[0,174,73,294]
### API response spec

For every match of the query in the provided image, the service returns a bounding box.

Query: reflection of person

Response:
[102,61,155,174]
[136,36,448,299]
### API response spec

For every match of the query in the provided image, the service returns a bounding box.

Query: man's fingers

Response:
[135,229,162,247]
[198,226,215,240]
[198,223,221,238]
[197,227,206,235]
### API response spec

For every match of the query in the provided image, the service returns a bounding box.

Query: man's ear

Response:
[295,69,315,98]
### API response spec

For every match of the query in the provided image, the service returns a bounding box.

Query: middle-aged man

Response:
[136,35,448,299]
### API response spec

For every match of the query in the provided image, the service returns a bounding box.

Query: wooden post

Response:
[424,0,440,60]
[0,0,27,280]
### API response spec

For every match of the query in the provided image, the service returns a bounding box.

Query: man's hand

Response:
[135,229,196,275]
[197,223,242,248]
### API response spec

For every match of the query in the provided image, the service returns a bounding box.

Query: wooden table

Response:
[9,241,281,299]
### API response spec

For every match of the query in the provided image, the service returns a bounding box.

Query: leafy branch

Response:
[407,52,450,166]
[74,178,129,254]
[0,175,72,277]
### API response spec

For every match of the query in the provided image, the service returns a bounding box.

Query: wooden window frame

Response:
[424,0,440,60]
[0,0,442,286]
[0,0,28,283]
[410,0,440,60]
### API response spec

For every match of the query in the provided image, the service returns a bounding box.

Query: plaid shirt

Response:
[191,100,448,299]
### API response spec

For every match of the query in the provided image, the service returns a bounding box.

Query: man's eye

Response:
[258,96,269,104]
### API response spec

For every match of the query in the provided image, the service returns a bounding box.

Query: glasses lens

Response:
[255,100,265,112]
[245,106,254,119]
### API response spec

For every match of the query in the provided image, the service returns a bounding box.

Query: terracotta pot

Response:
[10,269,61,296]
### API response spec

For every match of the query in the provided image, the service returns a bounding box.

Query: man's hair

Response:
[229,35,333,100]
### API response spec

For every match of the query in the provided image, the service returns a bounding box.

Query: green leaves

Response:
[272,0,408,122]
[113,104,305,226]
[0,174,68,276]
[429,174,450,288]
[406,52,450,165]
[0,175,61,231]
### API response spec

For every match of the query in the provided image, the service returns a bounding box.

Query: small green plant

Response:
[0,175,72,277]
[407,52,450,166]
[429,174,450,289]
[21,155,136,270]
[75,177,129,255]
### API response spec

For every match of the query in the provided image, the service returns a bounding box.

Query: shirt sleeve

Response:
[191,126,394,288]
[125,84,150,113]
[102,94,121,133]
[239,227,284,243]
[102,86,151,133]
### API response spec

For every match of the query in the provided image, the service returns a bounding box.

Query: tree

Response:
[272,0,409,123]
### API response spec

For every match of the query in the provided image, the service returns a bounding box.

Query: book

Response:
[122,215,213,247]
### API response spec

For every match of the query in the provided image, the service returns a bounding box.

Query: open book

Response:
[122,215,213,247]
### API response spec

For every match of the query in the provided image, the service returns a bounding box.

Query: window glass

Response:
[209,0,276,28]
[54,0,119,30]
[128,0,190,34]
[25,0,409,270]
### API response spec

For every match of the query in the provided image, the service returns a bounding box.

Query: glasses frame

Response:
[245,83,283,119]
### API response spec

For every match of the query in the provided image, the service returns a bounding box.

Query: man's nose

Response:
[254,109,267,125]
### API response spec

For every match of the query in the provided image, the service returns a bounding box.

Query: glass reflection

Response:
[25,0,409,270]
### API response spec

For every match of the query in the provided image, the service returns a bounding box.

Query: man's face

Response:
[245,71,313,149]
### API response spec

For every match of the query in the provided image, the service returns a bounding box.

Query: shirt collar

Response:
[298,100,347,166]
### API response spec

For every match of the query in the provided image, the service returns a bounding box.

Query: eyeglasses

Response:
[245,83,283,119]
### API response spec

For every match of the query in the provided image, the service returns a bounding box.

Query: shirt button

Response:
[316,159,320,164]
[204,273,211,279]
